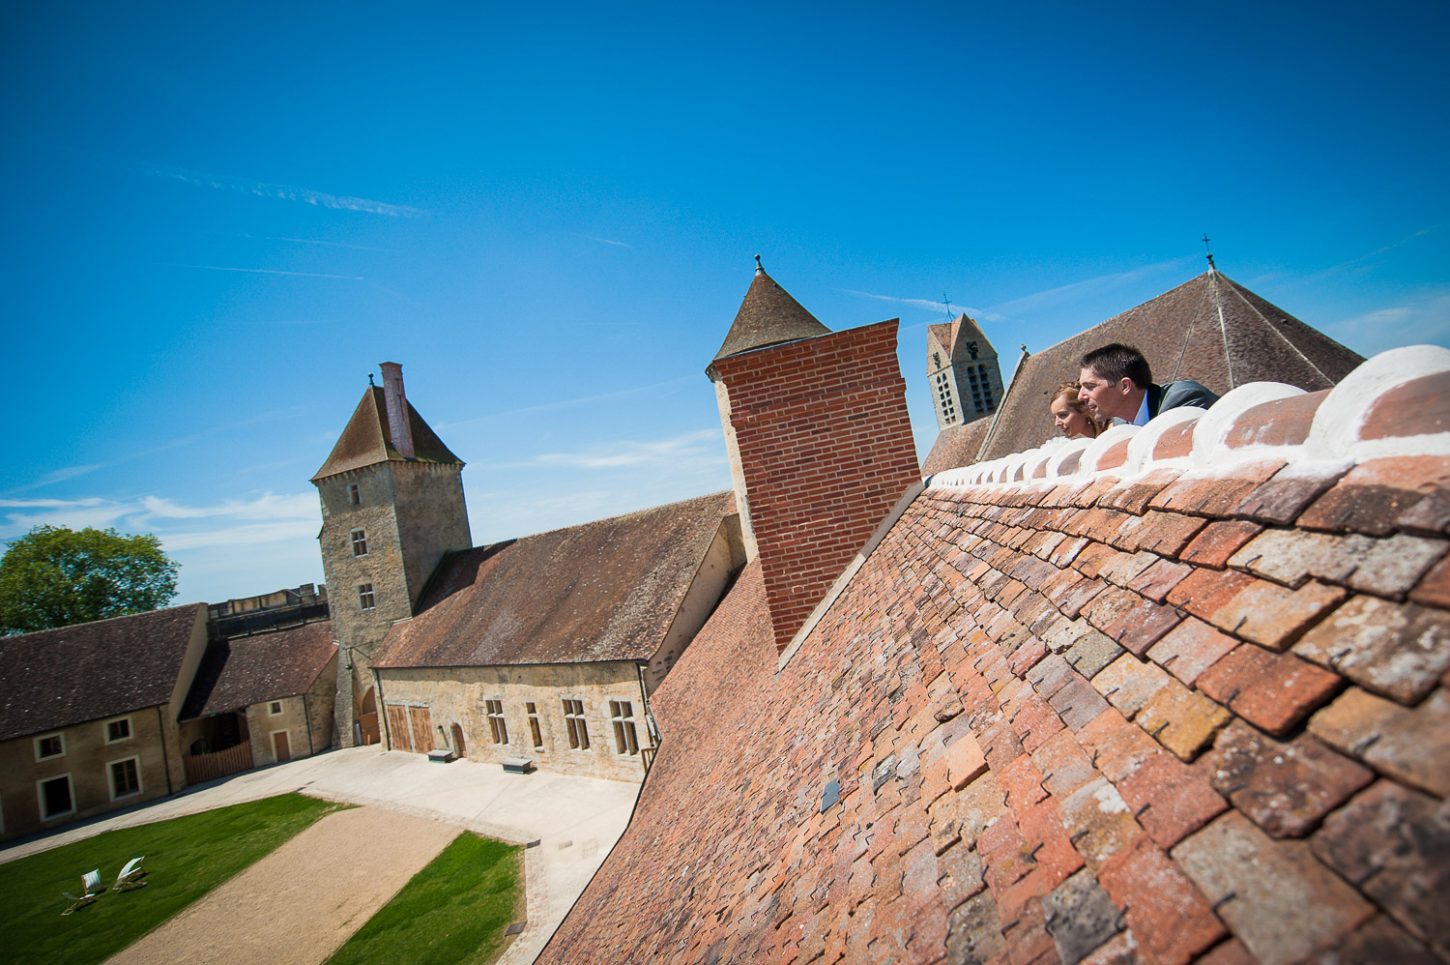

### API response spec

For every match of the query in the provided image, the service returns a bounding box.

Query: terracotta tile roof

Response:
[923,415,991,475]
[544,345,1450,963]
[373,491,735,668]
[710,266,830,369]
[0,604,206,742]
[180,621,335,719]
[311,386,463,481]
[930,270,1364,472]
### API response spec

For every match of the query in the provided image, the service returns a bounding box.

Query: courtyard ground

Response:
[1,747,641,964]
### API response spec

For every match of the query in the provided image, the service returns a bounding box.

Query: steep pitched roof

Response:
[928,314,995,372]
[949,271,1363,468]
[311,386,463,481]
[922,414,992,475]
[710,267,830,368]
[180,621,336,719]
[545,349,1450,963]
[373,491,736,668]
[0,604,206,742]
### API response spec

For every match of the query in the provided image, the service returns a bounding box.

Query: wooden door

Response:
[273,730,291,762]
[386,704,412,752]
[408,705,434,753]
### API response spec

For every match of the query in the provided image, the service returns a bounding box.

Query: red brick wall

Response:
[713,320,920,651]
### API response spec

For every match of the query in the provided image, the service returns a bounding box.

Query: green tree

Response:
[0,526,179,634]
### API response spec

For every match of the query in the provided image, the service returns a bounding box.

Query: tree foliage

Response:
[0,526,179,634]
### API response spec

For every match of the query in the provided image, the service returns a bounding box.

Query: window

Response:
[351,528,368,556]
[348,483,360,506]
[38,775,74,819]
[109,757,142,799]
[269,701,284,716]
[610,700,639,756]
[105,718,132,743]
[35,733,65,761]
[358,583,375,610]
[486,699,509,744]
[563,699,589,750]
[526,702,543,750]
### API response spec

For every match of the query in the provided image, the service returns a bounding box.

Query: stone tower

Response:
[707,261,920,653]
[926,314,1004,428]
[312,362,471,746]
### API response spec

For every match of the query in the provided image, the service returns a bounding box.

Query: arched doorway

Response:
[451,722,466,759]
[358,687,380,745]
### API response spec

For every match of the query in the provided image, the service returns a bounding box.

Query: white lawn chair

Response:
[113,856,147,892]
[61,868,104,915]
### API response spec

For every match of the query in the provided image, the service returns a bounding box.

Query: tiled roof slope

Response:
[544,346,1450,964]
[373,491,735,668]
[181,621,335,719]
[311,386,463,481]
[710,266,830,367]
[0,604,207,742]
[960,271,1364,467]
[923,415,992,476]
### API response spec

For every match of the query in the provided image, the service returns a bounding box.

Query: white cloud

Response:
[488,429,725,471]
[573,232,634,249]
[146,164,426,218]
[1327,290,1450,357]
[843,289,998,322]
[176,264,366,281]
[988,257,1196,318]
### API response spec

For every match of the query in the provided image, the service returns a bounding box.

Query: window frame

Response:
[107,756,143,801]
[526,702,544,750]
[609,699,640,756]
[348,483,361,506]
[37,773,75,820]
[33,732,65,762]
[104,716,133,744]
[563,699,590,751]
[485,699,509,744]
[358,583,376,610]
[269,701,284,716]
[350,528,368,557]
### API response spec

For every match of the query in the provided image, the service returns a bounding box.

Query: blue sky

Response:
[3,2,1446,605]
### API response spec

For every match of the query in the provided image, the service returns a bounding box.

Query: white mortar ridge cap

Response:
[1307,344,1450,461]
[1190,382,1303,468]
[925,346,1450,494]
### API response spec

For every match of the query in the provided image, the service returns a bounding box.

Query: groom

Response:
[1077,343,1219,426]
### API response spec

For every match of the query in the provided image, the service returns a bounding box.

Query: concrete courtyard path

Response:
[1,747,641,964]
[107,807,457,965]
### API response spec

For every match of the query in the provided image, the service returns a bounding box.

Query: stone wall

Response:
[376,661,651,782]
[0,708,175,840]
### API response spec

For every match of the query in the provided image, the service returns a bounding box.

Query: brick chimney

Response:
[708,264,920,652]
[379,361,416,459]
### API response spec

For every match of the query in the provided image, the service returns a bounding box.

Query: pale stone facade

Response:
[928,315,1005,429]
[378,662,652,781]
[241,653,337,765]
[0,709,181,839]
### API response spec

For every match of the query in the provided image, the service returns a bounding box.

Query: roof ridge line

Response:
[1219,275,1332,386]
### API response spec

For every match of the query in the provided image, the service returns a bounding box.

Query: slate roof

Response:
[311,386,463,481]
[544,348,1450,963]
[710,266,830,369]
[923,415,992,476]
[0,605,206,742]
[934,271,1364,470]
[373,491,736,668]
[180,621,336,719]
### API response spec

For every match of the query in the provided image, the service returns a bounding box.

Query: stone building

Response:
[178,620,336,781]
[311,361,471,747]
[926,313,1004,429]
[371,493,742,780]
[543,274,1450,963]
[0,605,207,840]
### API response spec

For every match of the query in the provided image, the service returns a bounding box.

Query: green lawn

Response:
[1,793,341,965]
[328,832,524,965]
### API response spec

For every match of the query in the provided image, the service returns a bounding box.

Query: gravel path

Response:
[106,806,458,965]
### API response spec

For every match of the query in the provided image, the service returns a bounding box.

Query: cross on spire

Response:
[1202,234,1217,272]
